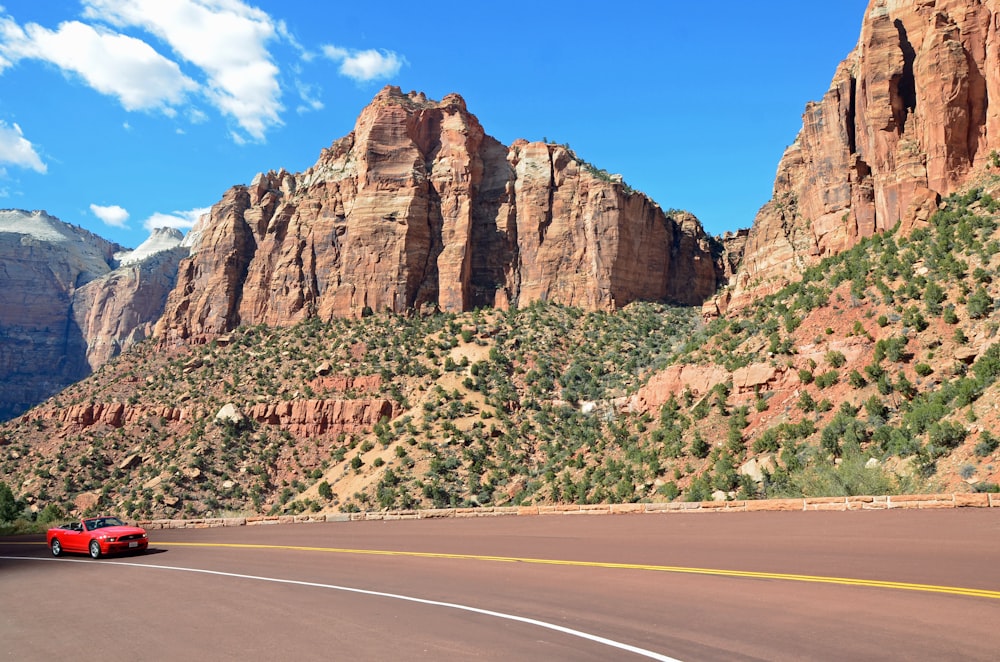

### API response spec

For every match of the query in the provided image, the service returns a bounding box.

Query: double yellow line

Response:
[158,541,1000,600]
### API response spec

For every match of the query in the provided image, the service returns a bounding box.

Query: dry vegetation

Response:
[3,188,1000,524]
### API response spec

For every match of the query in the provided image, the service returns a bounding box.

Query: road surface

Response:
[2,509,998,660]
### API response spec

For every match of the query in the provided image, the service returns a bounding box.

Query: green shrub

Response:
[848,369,867,388]
[927,421,967,449]
[814,370,839,389]
[685,475,712,502]
[0,482,21,523]
[690,431,710,459]
[967,286,993,319]
[825,351,847,368]
[974,432,999,457]
[658,481,680,500]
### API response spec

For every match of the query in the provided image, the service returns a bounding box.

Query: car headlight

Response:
[105,537,117,542]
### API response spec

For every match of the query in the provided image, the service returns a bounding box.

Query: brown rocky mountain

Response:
[156,87,724,343]
[0,213,185,420]
[725,0,1000,310]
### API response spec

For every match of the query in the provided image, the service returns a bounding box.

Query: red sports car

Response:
[47,516,148,559]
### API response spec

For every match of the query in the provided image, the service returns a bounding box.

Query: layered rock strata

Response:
[27,398,398,439]
[156,87,724,342]
[731,0,1000,305]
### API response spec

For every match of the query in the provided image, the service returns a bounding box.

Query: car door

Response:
[62,523,87,553]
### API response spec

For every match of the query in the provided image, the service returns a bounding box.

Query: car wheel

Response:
[51,539,62,557]
[89,540,102,559]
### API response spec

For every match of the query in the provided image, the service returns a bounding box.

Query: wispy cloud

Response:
[0,17,197,112]
[321,45,405,82]
[295,79,323,114]
[90,203,130,228]
[83,0,284,141]
[0,120,46,173]
[0,2,408,144]
[143,206,209,231]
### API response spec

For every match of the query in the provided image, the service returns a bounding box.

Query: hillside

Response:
[3,187,1000,519]
[6,0,1000,522]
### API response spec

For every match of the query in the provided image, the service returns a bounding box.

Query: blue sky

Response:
[0,0,870,248]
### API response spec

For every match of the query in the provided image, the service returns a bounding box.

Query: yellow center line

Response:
[155,541,1000,600]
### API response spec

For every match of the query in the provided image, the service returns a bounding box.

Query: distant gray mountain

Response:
[0,210,187,420]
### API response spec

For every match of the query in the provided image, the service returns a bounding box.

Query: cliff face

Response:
[0,210,118,419]
[156,87,724,342]
[72,242,188,368]
[731,0,1000,305]
[0,213,185,420]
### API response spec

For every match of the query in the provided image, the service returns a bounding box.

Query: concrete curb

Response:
[138,492,1000,529]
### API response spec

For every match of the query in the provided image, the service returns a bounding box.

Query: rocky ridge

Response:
[156,87,725,343]
[726,0,1000,309]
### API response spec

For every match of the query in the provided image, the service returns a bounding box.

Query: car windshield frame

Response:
[84,517,126,530]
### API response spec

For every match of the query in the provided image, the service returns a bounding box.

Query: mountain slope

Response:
[3,188,998,520]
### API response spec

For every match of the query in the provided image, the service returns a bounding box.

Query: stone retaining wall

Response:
[138,492,1000,529]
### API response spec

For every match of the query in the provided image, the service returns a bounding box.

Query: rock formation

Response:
[729,0,1000,306]
[0,210,119,420]
[27,397,396,438]
[73,238,188,369]
[156,87,725,342]
[0,212,186,420]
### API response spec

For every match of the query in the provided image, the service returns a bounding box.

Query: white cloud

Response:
[82,0,284,141]
[143,206,209,231]
[295,79,323,114]
[90,203,130,228]
[321,44,405,82]
[0,17,198,112]
[0,120,46,173]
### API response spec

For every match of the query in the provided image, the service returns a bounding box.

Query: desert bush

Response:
[974,432,999,457]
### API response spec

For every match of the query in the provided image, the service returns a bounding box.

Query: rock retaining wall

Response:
[139,493,1000,529]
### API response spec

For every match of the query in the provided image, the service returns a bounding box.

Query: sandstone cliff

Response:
[156,87,724,342]
[730,0,1000,306]
[72,241,188,368]
[0,212,185,420]
[0,210,119,420]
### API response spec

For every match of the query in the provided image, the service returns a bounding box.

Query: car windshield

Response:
[84,517,126,530]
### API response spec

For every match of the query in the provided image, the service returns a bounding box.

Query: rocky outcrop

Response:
[622,364,731,414]
[27,397,398,439]
[247,399,398,437]
[27,402,186,428]
[730,0,1000,306]
[156,87,725,342]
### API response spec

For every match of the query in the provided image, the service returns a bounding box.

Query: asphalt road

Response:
[2,509,999,661]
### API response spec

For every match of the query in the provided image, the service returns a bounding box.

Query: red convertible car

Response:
[47,516,148,559]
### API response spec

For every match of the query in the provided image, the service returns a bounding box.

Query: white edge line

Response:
[0,556,682,662]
